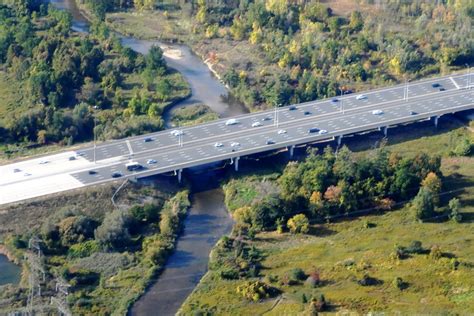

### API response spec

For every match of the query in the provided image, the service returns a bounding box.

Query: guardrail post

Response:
[235,157,240,172]
[433,116,439,128]
[288,145,295,158]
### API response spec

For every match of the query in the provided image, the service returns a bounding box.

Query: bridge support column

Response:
[383,126,388,137]
[235,157,240,172]
[177,169,182,183]
[288,145,295,158]
[433,116,439,128]
[337,135,343,146]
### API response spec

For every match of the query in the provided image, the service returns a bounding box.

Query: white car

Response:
[251,122,263,127]
[230,142,240,147]
[39,160,48,165]
[372,109,384,115]
[278,129,287,134]
[214,142,224,148]
[170,130,184,136]
[147,159,157,164]
[356,94,367,100]
[225,119,239,126]
[318,129,328,135]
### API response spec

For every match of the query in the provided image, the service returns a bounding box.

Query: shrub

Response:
[406,240,424,254]
[290,268,306,281]
[68,240,100,259]
[392,277,407,290]
[430,245,442,260]
[287,214,309,234]
[236,281,279,302]
[307,294,327,313]
[411,187,436,221]
[358,274,382,286]
[220,268,239,280]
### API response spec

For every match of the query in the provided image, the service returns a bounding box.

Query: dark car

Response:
[439,87,446,91]
[266,139,275,145]
[331,98,338,103]
[69,156,76,161]
[432,83,441,88]
[262,116,272,121]
[289,105,297,111]
[144,137,153,142]
[308,128,320,133]
[304,111,311,115]
[410,111,418,115]
[111,172,123,178]
[88,170,97,175]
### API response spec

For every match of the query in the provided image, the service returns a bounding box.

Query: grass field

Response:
[180,117,474,315]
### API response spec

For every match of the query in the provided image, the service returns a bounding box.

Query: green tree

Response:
[448,198,462,223]
[411,187,435,221]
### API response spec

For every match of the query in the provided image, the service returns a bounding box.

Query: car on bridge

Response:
[170,130,184,136]
[289,105,297,111]
[356,94,368,100]
[308,128,320,133]
[144,137,153,142]
[214,142,224,148]
[225,119,239,126]
[126,161,143,171]
[252,122,263,127]
[278,129,287,134]
[372,109,384,115]
[319,129,328,135]
[111,172,123,178]
[266,139,275,145]
[230,142,240,147]
[147,159,157,164]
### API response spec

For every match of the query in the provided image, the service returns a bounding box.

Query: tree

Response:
[411,187,435,221]
[349,11,364,32]
[146,45,166,73]
[448,198,462,223]
[287,214,309,234]
[421,172,442,205]
[94,209,131,249]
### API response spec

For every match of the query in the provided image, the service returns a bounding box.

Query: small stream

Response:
[0,255,21,286]
[49,1,245,315]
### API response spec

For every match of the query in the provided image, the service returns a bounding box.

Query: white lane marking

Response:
[450,77,460,89]
[126,140,133,156]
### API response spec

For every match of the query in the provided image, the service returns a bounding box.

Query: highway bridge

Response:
[1,72,473,205]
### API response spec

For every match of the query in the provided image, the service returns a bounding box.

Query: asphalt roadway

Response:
[1,72,473,204]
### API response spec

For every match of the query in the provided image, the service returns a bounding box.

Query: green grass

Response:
[180,119,474,315]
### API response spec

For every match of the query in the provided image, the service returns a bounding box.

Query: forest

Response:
[0,0,188,155]
[86,0,473,110]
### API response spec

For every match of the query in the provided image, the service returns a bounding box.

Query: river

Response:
[0,254,21,286]
[49,1,244,315]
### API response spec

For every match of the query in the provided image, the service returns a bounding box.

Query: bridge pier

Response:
[288,145,295,158]
[383,126,388,137]
[177,169,182,183]
[433,116,439,128]
[337,135,343,146]
[234,157,240,172]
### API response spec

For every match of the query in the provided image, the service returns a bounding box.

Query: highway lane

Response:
[70,90,474,185]
[78,73,470,162]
